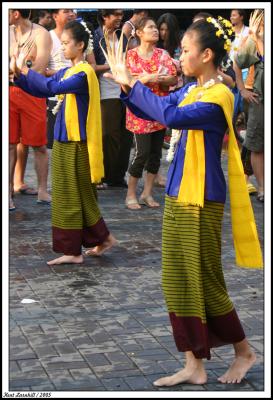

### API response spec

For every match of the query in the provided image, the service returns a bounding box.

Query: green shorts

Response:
[243,100,264,152]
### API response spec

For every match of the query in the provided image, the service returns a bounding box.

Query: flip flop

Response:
[139,196,160,208]
[37,199,51,205]
[17,187,38,195]
[125,198,141,210]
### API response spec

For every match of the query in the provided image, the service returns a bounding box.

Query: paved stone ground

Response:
[7,148,265,394]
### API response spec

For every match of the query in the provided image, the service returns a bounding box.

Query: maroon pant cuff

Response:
[169,309,245,359]
[52,218,110,255]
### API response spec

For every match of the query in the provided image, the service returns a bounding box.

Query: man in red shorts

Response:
[9,9,52,210]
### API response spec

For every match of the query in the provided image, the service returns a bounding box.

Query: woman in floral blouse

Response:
[125,17,177,209]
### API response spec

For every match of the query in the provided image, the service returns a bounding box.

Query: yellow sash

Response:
[62,63,104,183]
[177,83,263,268]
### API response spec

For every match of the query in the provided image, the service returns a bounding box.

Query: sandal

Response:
[139,195,160,208]
[125,198,141,210]
[17,186,38,195]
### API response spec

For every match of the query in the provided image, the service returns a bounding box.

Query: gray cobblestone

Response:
[7,149,265,393]
[101,377,130,391]
[83,353,111,367]
[124,375,154,390]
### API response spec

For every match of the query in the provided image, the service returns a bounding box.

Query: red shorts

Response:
[9,86,47,146]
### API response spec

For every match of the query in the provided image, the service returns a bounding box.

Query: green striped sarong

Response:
[162,196,245,359]
[51,141,109,255]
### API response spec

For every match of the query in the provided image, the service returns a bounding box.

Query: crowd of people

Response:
[9,7,264,388]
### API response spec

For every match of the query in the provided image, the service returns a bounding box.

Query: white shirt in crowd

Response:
[99,38,121,100]
[48,30,72,71]
[229,25,249,80]
[47,30,72,101]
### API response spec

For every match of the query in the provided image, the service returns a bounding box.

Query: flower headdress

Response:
[80,21,94,54]
[206,16,234,52]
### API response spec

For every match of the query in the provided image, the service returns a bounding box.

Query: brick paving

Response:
[7,148,265,394]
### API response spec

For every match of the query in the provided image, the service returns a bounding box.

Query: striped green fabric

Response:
[162,196,234,324]
[51,141,101,229]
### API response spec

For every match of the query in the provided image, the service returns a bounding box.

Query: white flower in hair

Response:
[80,20,94,54]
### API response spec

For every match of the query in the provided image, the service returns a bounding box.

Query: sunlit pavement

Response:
[8,148,264,392]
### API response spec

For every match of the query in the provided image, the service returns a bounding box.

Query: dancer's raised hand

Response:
[104,62,135,87]
[248,9,264,41]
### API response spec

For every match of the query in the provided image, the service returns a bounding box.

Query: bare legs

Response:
[125,175,141,209]
[125,173,160,209]
[139,172,160,207]
[33,145,51,202]
[153,339,256,387]
[14,143,29,191]
[10,143,51,207]
[218,339,256,384]
[9,144,17,209]
[48,234,117,264]
[85,233,117,257]
[153,351,207,387]
[47,255,84,266]
[251,151,264,196]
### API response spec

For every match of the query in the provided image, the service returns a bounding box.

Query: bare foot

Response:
[47,255,83,266]
[139,195,160,208]
[154,175,166,187]
[38,190,51,202]
[85,233,117,257]
[153,365,207,387]
[217,351,256,384]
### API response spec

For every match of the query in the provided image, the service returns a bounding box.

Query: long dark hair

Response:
[157,13,180,58]
[186,18,235,67]
[64,21,90,52]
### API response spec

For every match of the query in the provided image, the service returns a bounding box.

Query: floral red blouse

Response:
[126,47,177,134]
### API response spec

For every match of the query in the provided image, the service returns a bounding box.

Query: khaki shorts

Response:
[243,100,264,153]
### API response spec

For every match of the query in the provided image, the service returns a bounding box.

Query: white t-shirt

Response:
[99,38,121,100]
[230,25,249,59]
[47,30,72,101]
[229,25,249,81]
[48,30,72,71]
